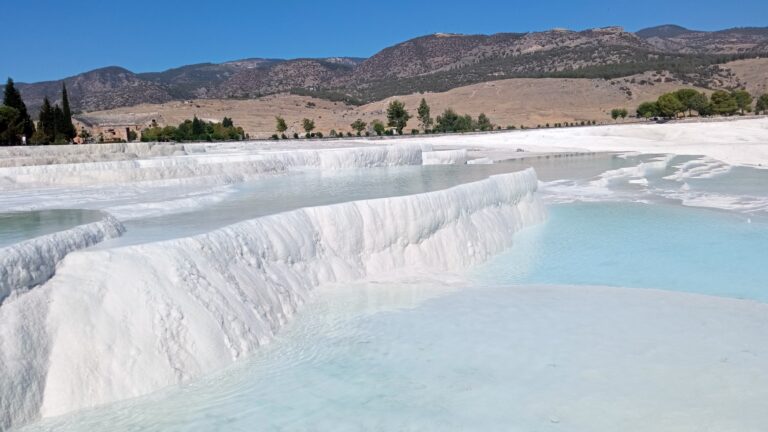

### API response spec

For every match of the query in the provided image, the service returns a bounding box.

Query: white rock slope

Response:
[0,168,543,430]
[0,144,424,188]
[0,214,125,303]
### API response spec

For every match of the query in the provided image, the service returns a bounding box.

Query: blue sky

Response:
[3,0,766,83]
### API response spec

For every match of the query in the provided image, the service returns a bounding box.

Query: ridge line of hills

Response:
[7,24,768,114]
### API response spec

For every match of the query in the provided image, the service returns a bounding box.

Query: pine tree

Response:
[3,78,24,109]
[275,116,287,133]
[731,90,753,115]
[53,104,67,143]
[37,97,55,144]
[417,98,432,130]
[191,116,205,138]
[477,113,493,131]
[386,100,411,134]
[0,106,20,145]
[60,83,76,139]
[3,78,35,142]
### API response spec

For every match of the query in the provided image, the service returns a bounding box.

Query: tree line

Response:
[1,78,77,145]
[272,98,501,139]
[632,88,768,119]
[140,116,246,142]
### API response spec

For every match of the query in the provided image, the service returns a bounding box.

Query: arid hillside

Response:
[722,58,768,96]
[83,72,709,138]
[9,25,767,114]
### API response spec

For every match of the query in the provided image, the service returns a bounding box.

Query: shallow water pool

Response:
[0,209,104,247]
[474,201,768,301]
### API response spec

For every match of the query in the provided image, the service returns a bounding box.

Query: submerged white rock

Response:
[0,214,125,303]
[0,168,543,430]
[422,149,468,165]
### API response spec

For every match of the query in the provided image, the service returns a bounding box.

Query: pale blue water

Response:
[475,202,768,301]
[107,153,635,245]
[0,209,104,247]
[20,198,768,432]
[14,157,768,432]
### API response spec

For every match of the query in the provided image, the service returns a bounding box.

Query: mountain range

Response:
[8,24,768,114]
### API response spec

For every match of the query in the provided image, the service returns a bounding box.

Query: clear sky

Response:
[3,0,767,83]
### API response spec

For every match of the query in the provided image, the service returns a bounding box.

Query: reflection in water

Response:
[0,209,104,247]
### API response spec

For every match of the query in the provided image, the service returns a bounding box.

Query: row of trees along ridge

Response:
[272,99,497,139]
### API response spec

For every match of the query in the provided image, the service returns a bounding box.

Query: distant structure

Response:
[73,113,158,143]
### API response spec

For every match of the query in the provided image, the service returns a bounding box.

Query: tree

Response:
[456,114,474,131]
[60,83,76,139]
[275,116,287,133]
[350,119,367,136]
[191,116,206,138]
[656,93,684,118]
[435,109,458,132]
[689,92,710,116]
[417,98,432,130]
[53,104,68,143]
[477,113,493,131]
[756,94,768,114]
[3,78,35,143]
[372,119,385,136]
[710,90,738,116]
[141,117,243,142]
[610,109,621,120]
[386,99,411,134]
[434,109,476,133]
[637,102,659,119]
[619,108,628,119]
[302,118,315,135]
[731,90,753,115]
[37,97,55,144]
[675,88,699,117]
[222,117,234,127]
[434,109,464,133]
[0,105,20,145]
[78,128,91,143]
[3,79,24,111]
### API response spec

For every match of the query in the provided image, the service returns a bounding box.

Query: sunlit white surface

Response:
[0,168,543,429]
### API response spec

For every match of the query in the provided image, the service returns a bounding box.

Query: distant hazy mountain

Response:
[8,25,768,113]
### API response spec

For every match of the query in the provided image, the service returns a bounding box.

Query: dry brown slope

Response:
[84,95,355,138]
[84,75,709,138]
[724,58,768,96]
[354,74,699,130]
